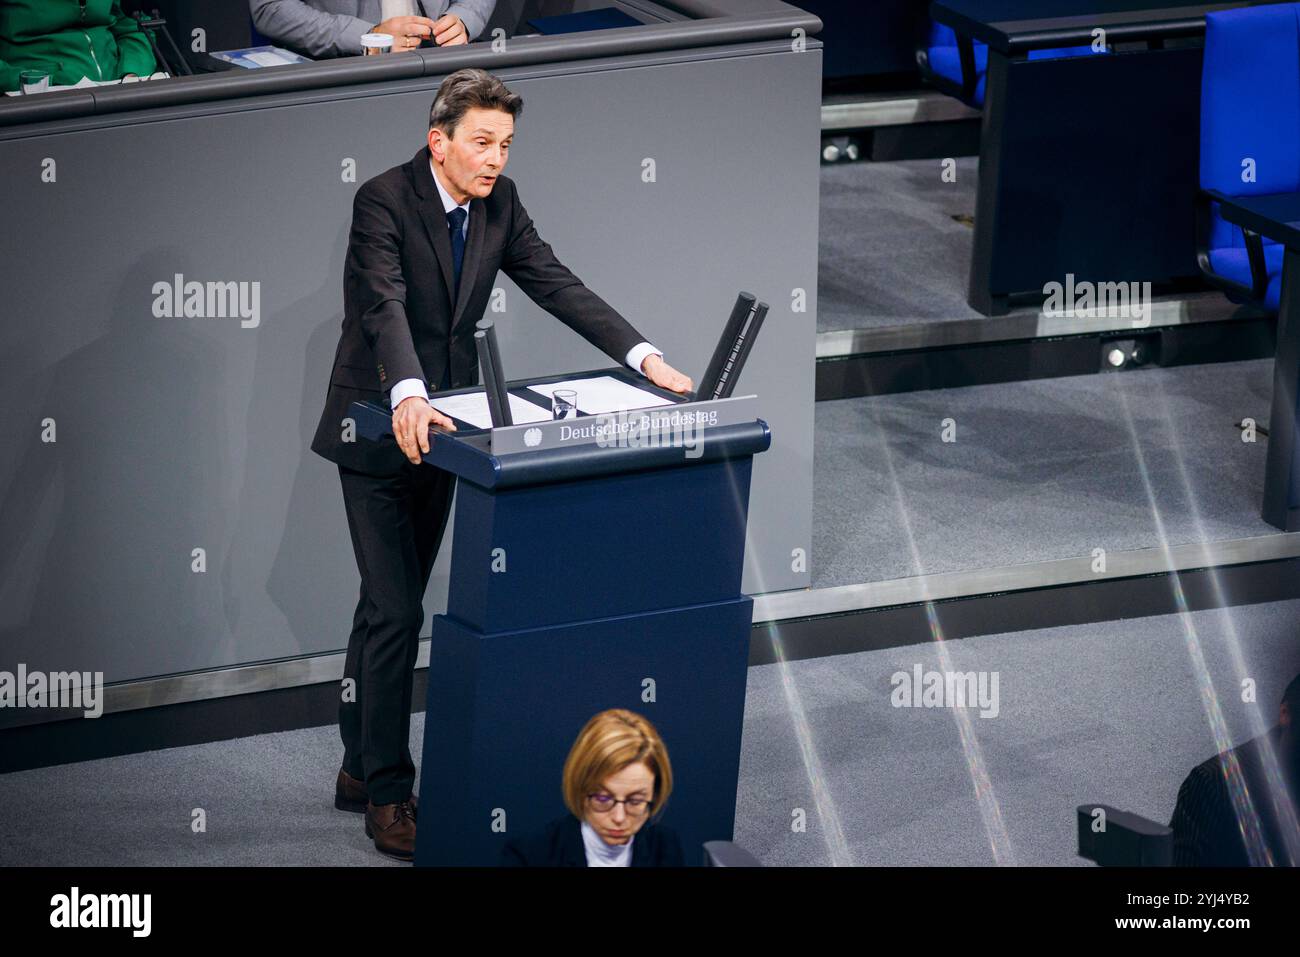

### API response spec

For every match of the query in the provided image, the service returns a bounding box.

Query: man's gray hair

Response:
[429,68,523,138]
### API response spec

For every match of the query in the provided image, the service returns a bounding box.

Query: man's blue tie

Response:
[441,207,467,392]
[447,206,467,305]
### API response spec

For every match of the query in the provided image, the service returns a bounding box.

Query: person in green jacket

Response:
[0,0,156,92]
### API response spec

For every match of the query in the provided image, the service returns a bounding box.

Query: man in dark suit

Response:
[310,68,692,860]
[1168,672,1300,866]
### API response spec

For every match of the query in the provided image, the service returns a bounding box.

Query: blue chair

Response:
[918,22,1103,108]
[1198,3,1300,310]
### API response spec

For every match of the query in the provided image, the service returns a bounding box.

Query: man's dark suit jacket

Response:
[312,146,651,475]
[499,814,685,866]
[1169,726,1298,866]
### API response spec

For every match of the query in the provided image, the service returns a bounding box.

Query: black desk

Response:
[935,0,1252,52]
[1208,189,1300,531]
[930,0,1260,315]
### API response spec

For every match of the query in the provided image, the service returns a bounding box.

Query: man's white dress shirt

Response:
[380,0,417,19]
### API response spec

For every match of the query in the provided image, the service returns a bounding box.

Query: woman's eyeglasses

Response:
[586,793,650,815]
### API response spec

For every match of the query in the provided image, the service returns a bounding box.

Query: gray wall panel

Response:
[0,43,819,684]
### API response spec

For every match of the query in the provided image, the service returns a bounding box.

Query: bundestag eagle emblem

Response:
[523,427,543,447]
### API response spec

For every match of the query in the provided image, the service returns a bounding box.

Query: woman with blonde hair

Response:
[501,709,685,866]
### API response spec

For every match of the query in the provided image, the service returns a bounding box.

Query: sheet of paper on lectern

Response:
[428,391,551,429]
[527,375,674,414]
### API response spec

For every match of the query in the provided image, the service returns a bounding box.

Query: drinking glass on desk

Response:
[19,71,49,95]
[360,33,394,55]
[552,389,577,420]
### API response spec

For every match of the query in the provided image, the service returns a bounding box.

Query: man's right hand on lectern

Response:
[394,396,456,464]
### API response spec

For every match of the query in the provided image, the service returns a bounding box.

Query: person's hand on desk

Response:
[641,354,692,394]
[373,15,437,51]
[393,396,456,465]
[431,14,469,46]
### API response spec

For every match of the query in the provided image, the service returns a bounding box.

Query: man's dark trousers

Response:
[337,347,453,805]
[337,456,454,804]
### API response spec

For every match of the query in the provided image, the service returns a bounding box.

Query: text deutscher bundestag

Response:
[582,408,716,458]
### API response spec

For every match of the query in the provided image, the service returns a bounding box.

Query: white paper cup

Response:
[360,33,394,55]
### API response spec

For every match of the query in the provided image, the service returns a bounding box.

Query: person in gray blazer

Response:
[249,0,496,60]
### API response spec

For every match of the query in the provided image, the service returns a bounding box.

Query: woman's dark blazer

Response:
[500,814,686,867]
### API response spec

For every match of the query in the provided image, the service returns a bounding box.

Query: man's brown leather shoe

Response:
[335,769,368,813]
[364,799,417,862]
[336,769,417,820]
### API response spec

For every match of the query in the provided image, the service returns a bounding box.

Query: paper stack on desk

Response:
[527,375,673,414]
[429,391,551,430]
[4,72,170,95]
[210,46,310,68]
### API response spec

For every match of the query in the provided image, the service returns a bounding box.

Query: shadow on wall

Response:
[220,219,362,660]
[0,251,229,681]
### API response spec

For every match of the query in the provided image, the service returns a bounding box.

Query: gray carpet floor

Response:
[818,156,983,331]
[1,597,1295,866]
[812,358,1278,589]
[816,157,1209,332]
[736,597,1300,866]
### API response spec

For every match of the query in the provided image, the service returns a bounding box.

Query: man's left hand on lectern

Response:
[641,354,693,394]
[394,396,456,465]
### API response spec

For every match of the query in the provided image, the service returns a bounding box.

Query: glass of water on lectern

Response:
[552,389,577,420]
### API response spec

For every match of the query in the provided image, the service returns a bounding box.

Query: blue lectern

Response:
[350,367,769,865]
